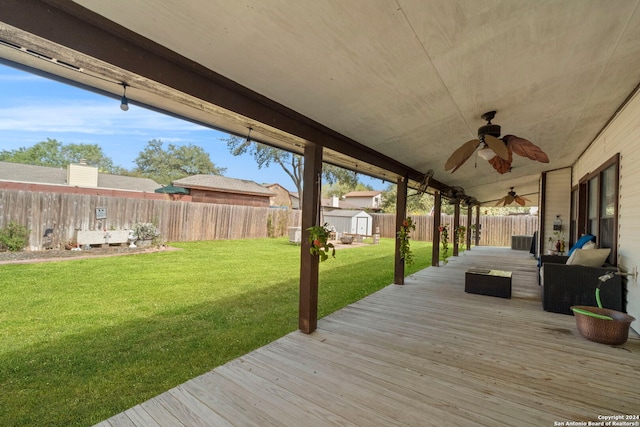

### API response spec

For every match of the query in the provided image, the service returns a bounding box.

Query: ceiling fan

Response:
[444,111,549,174]
[495,187,530,206]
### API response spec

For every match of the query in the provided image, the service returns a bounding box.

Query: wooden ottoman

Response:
[465,269,512,299]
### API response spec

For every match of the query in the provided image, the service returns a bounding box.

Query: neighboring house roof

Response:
[264,183,290,192]
[0,161,161,192]
[0,161,66,185]
[343,190,382,198]
[173,174,275,196]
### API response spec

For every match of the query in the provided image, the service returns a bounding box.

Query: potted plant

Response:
[132,222,160,246]
[455,225,466,252]
[570,272,636,345]
[439,224,450,264]
[307,223,335,261]
[547,230,566,254]
[397,217,416,265]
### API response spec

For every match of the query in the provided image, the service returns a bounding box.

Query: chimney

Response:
[331,196,340,207]
[67,162,98,187]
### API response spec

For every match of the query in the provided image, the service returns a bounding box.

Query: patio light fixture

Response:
[477,142,496,160]
[120,83,129,111]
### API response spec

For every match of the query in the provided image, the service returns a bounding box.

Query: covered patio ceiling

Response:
[2,1,640,204]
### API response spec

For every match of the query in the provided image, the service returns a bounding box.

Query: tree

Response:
[226,135,367,208]
[226,135,303,198]
[381,183,435,215]
[0,138,117,172]
[321,165,359,189]
[133,139,225,184]
[322,182,373,199]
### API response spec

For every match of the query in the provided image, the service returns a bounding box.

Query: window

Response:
[599,163,617,256]
[570,187,578,244]
[587,176,599,237]
[576,154,619,264]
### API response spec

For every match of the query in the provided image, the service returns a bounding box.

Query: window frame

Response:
[575,153,619,264]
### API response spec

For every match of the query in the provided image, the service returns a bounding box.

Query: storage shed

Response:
[323,209,372,236]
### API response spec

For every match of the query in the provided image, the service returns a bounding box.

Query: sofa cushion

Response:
[566,248,611,267]
[565,241,597,264]
[567,234,596,257]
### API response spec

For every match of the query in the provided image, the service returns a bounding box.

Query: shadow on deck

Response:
[97,247,640,426]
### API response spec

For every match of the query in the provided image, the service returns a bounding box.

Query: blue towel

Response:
[567,234,596,257]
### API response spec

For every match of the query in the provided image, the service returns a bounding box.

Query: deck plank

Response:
[98,247,640,426]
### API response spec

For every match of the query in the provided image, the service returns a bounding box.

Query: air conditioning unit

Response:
[511,235,532,251]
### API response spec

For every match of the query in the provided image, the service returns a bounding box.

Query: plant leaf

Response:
[444,139,479,172]
[504,135,549,163]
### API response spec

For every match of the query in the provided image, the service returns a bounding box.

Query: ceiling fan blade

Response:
[518,195,532,205]
[504,135,549,163]
[515,195,527,206]
[495,196,507,206]
[484,135,510,160]
[505,195,515,205]
[444,139,480,172]
[488,152,512,174]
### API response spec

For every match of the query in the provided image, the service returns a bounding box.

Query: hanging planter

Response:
[455,225,466,252]
[439,224,450,264]
[397,217,416,265]
[307,223,335,262]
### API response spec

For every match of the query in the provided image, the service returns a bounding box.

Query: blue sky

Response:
[0,63,384,191]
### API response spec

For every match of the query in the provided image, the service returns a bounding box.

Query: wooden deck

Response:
[96,247,640,426]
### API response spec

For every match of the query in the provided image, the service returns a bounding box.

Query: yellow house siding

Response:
[542,168,571,254]
[574,89,640,332]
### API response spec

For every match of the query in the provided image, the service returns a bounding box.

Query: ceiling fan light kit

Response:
[477,144,496,160]
[444,111,549,174]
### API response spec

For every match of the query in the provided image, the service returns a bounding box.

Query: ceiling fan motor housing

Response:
[478,123,501,139]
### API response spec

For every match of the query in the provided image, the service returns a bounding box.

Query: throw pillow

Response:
[567,234,596,257]
[565,250,578,265]
[582,241,597,250]
[566,248,611,267]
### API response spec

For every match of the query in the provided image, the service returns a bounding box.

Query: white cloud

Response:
[0,73,42,82]
[0,99,207,135]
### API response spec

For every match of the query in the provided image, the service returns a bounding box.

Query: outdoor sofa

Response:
[539,235,623,314]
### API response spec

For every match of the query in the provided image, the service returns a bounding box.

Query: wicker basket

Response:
[571,306,635,345]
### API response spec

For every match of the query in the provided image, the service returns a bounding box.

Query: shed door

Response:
[356,217,369,235]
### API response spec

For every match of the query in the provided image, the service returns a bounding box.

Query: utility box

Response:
[96,207,107,219]
[288,226,301,244]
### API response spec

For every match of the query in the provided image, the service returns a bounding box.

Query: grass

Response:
[0,237,433,426]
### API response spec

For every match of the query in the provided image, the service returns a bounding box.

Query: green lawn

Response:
[0,237,433,426]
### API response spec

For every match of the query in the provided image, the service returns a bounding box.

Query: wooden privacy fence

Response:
[0,189,301,250]
[1,189,537,250]
[371,213,538,247]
